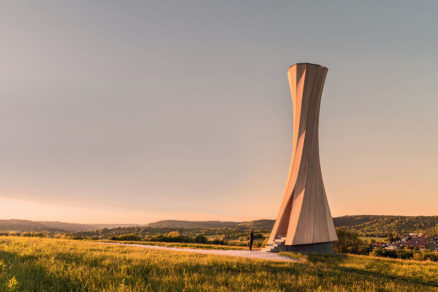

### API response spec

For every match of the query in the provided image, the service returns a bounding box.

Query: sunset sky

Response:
[0,1,437,224]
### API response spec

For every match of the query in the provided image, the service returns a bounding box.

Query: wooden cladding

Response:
[268,63,337,246]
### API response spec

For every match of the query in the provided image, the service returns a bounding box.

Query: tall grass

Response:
[0,237,437,291]
[100,240,248,250]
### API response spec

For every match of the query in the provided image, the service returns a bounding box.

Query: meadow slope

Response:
[0,237,437,291]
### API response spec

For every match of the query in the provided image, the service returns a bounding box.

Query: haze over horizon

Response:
[1,1,437,224]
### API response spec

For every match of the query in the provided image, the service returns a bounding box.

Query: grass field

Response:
[1,237,438,291]
[99,240,248,250]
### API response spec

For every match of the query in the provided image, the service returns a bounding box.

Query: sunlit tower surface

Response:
[264,63,338,253]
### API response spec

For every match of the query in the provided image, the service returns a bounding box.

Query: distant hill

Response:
[334,215,438,236]
[147,220,239,229]
[147,216,438,235]
[237,219,276,230]
[2,216,438,236]
[0,219,138,233]
[146,219,274,230]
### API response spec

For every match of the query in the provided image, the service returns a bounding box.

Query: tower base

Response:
[280,242,334,253]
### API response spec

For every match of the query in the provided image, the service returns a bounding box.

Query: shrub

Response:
[210,239,226,245]
[413,252,425,261]
[253,241,263,248]
[427,252,438,262]
[335,229,368,254]
[22,232,45,237]
[110,234,141,241]
[194,235,207,244]
[167,231,181,237]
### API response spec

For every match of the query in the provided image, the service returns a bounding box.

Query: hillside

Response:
[147,220,239,229]
[1,237,437,291]
[2,216,438,236]
[147,216,438,235]
[0,219,137,233]
[334,215,438,235]
[147,219,274,230]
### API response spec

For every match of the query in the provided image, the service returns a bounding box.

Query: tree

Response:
[334,229,367,254]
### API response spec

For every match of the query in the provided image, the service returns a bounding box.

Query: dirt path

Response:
[102,242,295,262]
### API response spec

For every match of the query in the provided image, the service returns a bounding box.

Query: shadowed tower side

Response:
[265,63,337,253]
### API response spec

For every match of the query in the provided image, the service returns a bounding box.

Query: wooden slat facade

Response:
[268,63,338,246]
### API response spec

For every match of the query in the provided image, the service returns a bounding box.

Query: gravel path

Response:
[102,242,295,262]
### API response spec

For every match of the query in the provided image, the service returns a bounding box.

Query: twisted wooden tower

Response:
[264,63,337,253]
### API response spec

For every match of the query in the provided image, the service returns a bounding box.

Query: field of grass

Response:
[281,252,438,289]
[1,237,438,291]
[99,240,248,250]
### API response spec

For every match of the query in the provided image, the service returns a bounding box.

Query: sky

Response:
[0,1,437,224]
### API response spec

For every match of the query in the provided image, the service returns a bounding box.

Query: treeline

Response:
[334,229,371,255]
[0,232,47,237]
[109,232,227,245]
[72,226,259,242]
[335,228,438,262]
[75,216,438,240]
[108,230,267,247]
[334,216,438,236]
[147,219,275,230]
[1,227,266,248]
[370,248,438,261]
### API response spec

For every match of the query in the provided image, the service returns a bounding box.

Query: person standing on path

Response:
[249,229,254,251]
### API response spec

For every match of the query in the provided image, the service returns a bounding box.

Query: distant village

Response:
[372,233,438,252]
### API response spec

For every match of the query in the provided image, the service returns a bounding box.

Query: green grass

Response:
[99,240,248,250]
[0,237,437,291]
[281,252,438,289]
